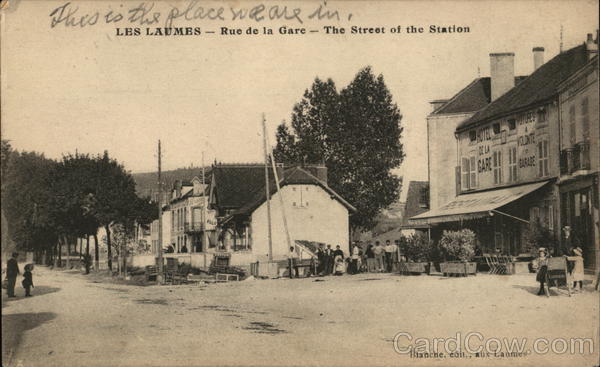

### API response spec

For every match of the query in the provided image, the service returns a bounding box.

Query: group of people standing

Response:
[308,240,400,277]
[4,252,34,298]
[364,240,399,273]
[535,225,586,296]
[313,245,347,276]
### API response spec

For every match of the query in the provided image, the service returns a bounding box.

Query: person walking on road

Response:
[5,252,20,297]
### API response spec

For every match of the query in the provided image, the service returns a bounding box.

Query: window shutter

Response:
[461,158,470,190]
[470,156,477,188]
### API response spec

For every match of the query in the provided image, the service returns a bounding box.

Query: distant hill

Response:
[132,167,210,199]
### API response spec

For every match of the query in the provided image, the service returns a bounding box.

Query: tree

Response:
[93,151,156,270]
[274,67,404,232]
[2,148,58,262]
[49,153,99,268]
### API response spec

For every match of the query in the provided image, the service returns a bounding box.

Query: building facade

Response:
[557,45,599,271]
[412,34,599,271]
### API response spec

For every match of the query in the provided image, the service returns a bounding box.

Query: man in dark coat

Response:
[6,252,20,297]
[325,245,334,275]
[316,245,326,275]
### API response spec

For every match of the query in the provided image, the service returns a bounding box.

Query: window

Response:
[493,123,501,135]
[470,156,477,189]
[508,146,518,182]
[508,119,516,130]
[581,97,589,140]
[461,157,470,190]
[537,108,547,123]
[538,140,549,177]
[493,150,503,185]
[462,156,477,190]
[469,130,476,142]
[419,186,429,208]
[569,105,576,145]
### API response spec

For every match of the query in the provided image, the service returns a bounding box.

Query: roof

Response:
[432,76,527,115]
[409,180,550,225]
[457,44,589,131]
[212,164,272,209]
[400,181,430,229]
[233,166,356,215]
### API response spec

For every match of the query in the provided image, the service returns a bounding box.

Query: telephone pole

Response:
[262,115,273,261]
[201,151,208,269]
[157,140,164,284]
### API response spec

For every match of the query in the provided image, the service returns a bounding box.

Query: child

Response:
[566,247,584,292]
[22,264,34,297]
[535,248,548,296]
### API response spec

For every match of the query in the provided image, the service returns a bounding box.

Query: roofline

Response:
[231,167,357,216]
[458,44,586,131]
[455,97,556,133]
[557,55,599,92]
[430,78,483,115]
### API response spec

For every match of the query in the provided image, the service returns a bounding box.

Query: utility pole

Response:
[157,140,164,284]
[262,115,273,261]
[265,126,293,252]
[201,151,208,269]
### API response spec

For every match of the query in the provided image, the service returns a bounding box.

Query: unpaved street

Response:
[2,267,599,367]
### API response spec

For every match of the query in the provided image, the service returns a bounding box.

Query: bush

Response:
[401,233,435,262]
[524,221,558,256]
[439,229,476,262]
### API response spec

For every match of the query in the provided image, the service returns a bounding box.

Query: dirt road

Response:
[2,266,599,367]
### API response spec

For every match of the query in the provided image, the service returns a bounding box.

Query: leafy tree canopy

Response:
[273,67,404,231]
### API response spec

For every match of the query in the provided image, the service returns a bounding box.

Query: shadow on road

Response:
[2,312,57,367]
[512,284,540,295]
[1,286,61,308]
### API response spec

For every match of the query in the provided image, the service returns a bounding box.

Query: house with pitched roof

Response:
[412,34,599,269]
[209,163,355,266]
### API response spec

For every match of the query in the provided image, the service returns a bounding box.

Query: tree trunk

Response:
[57,238,62,267]
[66,235,71,269]
[93,232,100,271]
[106,224,112,271]
[85,235,90,274]
[79,238,82,261]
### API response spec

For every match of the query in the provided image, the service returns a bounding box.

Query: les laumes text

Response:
[117,27,202,36]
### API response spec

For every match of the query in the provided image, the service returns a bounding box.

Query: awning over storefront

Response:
[409,181,550,225]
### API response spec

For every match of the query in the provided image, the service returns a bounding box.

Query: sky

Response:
[1,0,598,200]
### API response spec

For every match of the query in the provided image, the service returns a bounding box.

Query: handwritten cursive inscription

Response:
[48,1,353,28]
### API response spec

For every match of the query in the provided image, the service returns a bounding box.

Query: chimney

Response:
[532,47,544,71]
[429,99,449,113]
[490,52,515,101]
[586,32,598,60]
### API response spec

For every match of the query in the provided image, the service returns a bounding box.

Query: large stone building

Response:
[557,35,599,271]
[412,33,599,272]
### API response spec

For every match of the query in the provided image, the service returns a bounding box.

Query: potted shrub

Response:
[439,229,477,276]
[399,233,433,274]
